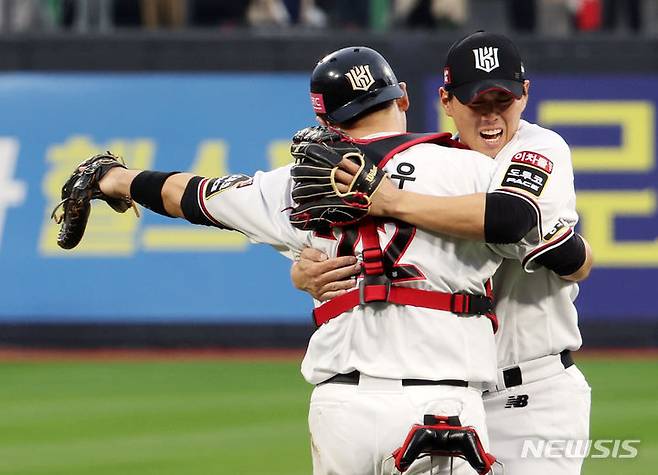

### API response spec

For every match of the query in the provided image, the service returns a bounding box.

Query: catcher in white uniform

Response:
[292,32,593,475]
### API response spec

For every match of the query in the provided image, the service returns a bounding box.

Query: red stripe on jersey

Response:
[379,132,460,168]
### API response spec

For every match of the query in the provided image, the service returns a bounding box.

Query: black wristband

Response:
[130,171,180,217]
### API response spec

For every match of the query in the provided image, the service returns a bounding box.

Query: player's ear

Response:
[518,80,530,113]
[397,82,410,112]
[523,80,530,97]
[438,87,453,117]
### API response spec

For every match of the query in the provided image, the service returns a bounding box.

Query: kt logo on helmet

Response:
[345,65,375,91]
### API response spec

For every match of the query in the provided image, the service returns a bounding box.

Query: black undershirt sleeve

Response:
[535,233,587,276]
[484,192,538,244]
[180,176,230,228]
[181,176,212,226]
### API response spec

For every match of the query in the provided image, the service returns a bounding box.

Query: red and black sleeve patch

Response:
[511,151,553,173]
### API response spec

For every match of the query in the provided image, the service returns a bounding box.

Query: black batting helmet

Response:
[309,46,404,124]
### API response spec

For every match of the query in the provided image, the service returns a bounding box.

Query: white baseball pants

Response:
[308,375,490,475]
[484,360,591,475]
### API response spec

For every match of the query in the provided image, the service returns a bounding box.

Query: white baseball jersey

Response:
[193,134,517,385]
[487,120,583,367]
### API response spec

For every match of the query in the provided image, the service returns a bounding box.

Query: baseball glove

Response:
[289,140,385,232]
[50,152,138,250]
[291,125,343,145]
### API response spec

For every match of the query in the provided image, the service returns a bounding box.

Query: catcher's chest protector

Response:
[349,132,467,168]
[311,132,498,332]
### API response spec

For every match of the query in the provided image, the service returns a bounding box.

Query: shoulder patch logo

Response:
[473,47,499,73]
[345,65,375,91]
[501,164,549,197]
[205,174,253,199]
[543,218,569,241]
[511,151,553,174]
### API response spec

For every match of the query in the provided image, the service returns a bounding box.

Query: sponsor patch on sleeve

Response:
[543,218,569,241]
[501,164,548,197]
[205,174,253,199]
[511,151,553,174]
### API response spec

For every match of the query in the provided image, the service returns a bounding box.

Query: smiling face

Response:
[440,81,529,158]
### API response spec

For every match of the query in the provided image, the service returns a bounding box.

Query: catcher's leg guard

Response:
[391,415,497,475]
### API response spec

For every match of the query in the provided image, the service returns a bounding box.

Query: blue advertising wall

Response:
[427,75,658,322]
[0,73,656,324]
[0,73,315,323]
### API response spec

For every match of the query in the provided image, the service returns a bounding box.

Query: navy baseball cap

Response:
[443,31,526,104]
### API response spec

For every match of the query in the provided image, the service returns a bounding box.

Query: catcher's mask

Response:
[310,46,404,124]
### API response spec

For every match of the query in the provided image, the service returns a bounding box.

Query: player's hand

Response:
[97,166,129,198]
[291,247,361,301]
[335,158,399,216]
[50,152,137,250]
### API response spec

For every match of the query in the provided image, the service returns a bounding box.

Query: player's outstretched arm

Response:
[56,153,305,252]
[99,168,195,218]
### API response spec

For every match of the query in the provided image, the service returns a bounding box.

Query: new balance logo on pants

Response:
[505,395,529,408]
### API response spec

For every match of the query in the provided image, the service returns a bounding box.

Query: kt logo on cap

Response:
[473,47,500,73]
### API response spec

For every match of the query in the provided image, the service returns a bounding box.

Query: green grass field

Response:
[0,356,656,474]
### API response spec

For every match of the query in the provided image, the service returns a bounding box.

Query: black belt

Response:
[319,370,468,387]
[502,350,574,388]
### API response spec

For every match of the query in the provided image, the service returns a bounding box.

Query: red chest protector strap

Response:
[312,132,498,332]
[312,218,497,331]
[312,286,497,329]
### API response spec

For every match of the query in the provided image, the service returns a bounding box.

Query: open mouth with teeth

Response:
[480,129,503,142]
